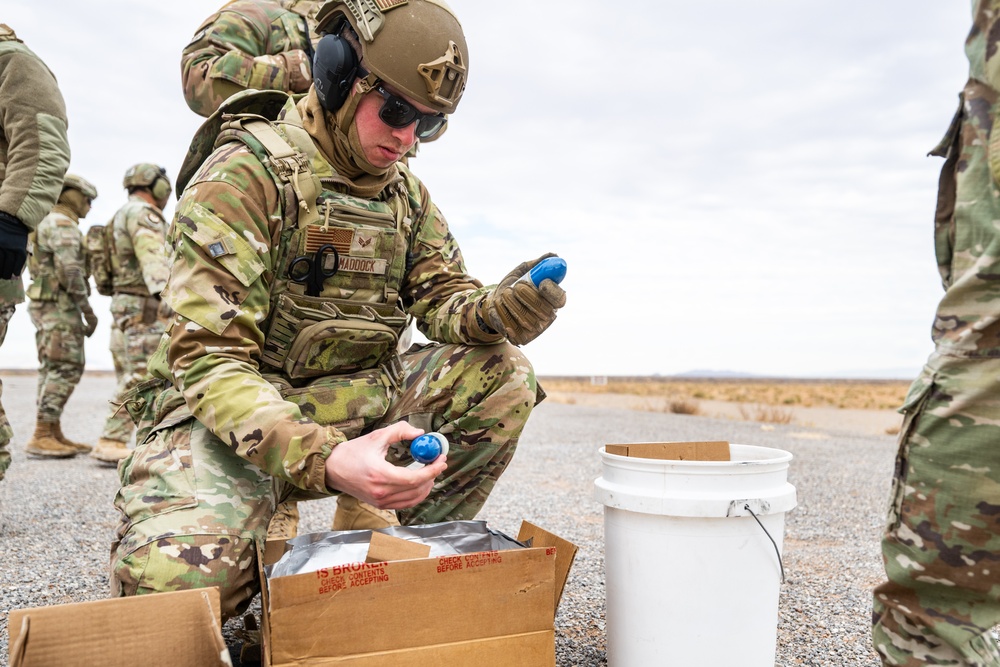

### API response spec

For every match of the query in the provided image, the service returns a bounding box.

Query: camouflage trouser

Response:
[110,323,125,383]
[0,304,14,480]
[101,294,169,443]
[110,341,537,620]
[873,353,1000,666]
[28,301,85,423]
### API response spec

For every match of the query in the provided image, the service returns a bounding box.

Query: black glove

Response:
[0,211,29,280]
[82,309,98,337]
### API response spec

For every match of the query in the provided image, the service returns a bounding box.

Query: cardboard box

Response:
[260,520,577,667]
[7,588,230,667]
[606,440,731,461]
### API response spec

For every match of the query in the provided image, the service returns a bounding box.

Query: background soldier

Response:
[25,174,98,458]
[871,2,1000,664]
[91,164,173,465]
[181,0,320,118]
[111,0,566,619]
[0,24,71,479]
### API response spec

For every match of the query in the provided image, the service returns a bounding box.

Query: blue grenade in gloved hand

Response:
[481,254,568,346]
[518,256,567,287]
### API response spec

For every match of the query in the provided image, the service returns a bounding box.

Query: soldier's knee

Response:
[112,534,259,621]
[492,341,538,403]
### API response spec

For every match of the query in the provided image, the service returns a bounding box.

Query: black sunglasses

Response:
[373,83,447,140]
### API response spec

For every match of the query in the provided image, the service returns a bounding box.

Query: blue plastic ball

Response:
[410,433,445,464]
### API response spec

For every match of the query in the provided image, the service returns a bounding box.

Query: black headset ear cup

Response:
[313,33,359,114]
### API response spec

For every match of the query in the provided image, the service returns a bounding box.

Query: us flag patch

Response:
[305,226,353,255]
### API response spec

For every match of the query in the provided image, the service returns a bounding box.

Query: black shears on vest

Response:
[289,244,340,296]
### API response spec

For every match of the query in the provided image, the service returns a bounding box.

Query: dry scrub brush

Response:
[541,378,909,411]
[738,404,795,424]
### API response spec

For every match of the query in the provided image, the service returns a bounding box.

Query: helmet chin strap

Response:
[333,73,390,178]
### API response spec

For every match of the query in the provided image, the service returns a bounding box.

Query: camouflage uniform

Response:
[872,3,1000,664]
[181,0,317,118]
[0,24,71,478]
[0,305,15,475]
[110,323,125,383]
[99,194,172,444]
[27,200,94,423]
[110,92,540,619]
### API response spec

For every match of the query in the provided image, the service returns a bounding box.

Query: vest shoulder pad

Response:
[177,89,294,195]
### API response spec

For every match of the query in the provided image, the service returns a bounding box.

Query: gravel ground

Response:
[0,371,897,666]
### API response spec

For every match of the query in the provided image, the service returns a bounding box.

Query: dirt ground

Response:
[544,390,904,438]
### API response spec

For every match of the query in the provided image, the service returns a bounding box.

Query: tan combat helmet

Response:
[62,174,98,200]
[123,163,172,202]
[314,0,469,115]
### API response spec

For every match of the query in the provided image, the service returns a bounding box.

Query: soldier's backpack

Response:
[85,222,116,296]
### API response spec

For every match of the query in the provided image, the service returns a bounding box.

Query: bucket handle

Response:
[744,504,785,584]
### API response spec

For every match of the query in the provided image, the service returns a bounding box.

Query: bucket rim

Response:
[598,443,793,467]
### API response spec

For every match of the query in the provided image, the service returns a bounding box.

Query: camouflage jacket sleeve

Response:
[399,168,504,345]
[47,216,89,304]
[180,7,310,117]
[126,204,171,296]
[0,39,70,229]
[163,143,338,493]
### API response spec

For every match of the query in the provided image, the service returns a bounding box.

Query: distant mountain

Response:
[671,369,763,379]
[804,367,920,381]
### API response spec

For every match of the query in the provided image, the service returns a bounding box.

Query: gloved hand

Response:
[481,253,567,346]
[280,49,313,93]
[82,308,98,338]
[0,211,29,280]
[157,296,174,320]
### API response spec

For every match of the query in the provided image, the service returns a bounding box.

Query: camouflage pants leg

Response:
[110,410,274,621]
[29,301,85,423]
[379,341,539,525]
[873,354,1000,666]
[101,295,168,442]
[0,304,14,480]
[109,323,125,383]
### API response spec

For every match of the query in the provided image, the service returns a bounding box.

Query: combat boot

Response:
[25,422,78,458]
[332,494,400,531]
[90,438,130,466]
[52,422,93,454]
[266,500,300,541]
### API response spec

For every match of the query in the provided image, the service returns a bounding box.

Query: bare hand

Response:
[324,421,448,510]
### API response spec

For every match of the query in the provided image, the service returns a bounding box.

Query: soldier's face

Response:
[354,85,428,168]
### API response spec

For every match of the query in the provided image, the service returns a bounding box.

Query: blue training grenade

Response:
[407,432,450,469]
[517,256,567,287]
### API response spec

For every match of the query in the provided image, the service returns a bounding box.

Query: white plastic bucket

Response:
[594,444,797,667]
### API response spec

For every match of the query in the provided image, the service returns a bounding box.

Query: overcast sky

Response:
[3,1,972,378]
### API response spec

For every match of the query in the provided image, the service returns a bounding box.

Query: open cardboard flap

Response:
[606,440,731,461]
[518,520,579,610]
[365,530,431,563]
[8,588,230,667]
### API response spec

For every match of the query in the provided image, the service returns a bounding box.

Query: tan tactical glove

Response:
[480,253,566,346]
[158,297,174,320]
[280,49,312,93]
